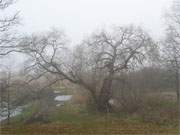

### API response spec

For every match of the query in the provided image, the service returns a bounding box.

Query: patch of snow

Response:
[54,95,72,102]
[108,99,115,105]
[56,103,65,107]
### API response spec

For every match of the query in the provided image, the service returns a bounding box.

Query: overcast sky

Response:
[1,0,174,70]
[14,0,173,44]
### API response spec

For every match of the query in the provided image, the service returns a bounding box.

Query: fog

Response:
[16,0,172,43]
[1,1,180,134]
[3,0,172,67]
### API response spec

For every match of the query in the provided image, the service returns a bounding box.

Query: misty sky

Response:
[14,0,173,44]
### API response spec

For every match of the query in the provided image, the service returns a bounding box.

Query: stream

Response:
[0,94,72,122]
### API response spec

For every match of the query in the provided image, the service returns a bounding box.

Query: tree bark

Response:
[97,78,113,112]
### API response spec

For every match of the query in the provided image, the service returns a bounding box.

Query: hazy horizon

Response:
[15,0,172,44]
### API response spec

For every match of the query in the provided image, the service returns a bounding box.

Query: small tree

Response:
[0,69,12,124]
[163,0,180,104]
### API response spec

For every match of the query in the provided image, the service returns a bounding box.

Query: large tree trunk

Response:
[97,78,113,112]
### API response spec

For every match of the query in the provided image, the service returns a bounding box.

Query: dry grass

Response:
[1,119,179,135]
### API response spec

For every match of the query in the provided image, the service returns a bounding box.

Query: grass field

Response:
[1,109,179,135]
[1,118,179,135]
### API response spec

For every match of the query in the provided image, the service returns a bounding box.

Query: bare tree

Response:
[163,0,180,104]
[71,26,156,112]
[23,26,155,112]
[0,0,20,56]
[0,67,12,124]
